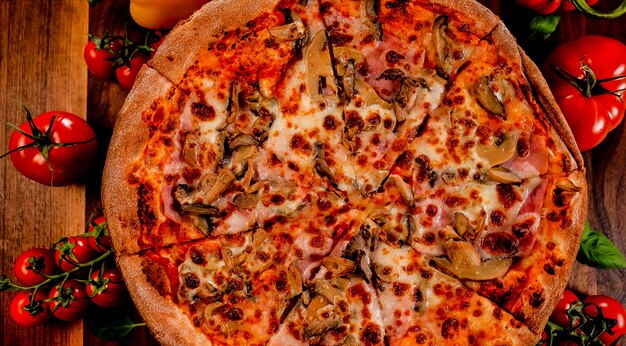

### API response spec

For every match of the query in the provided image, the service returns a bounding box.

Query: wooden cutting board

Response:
[0,0,624,344]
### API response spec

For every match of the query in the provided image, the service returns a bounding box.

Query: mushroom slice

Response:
[433,16,454,78]
[229,134,259,149]
[305,31,338,98]
[475,76,505,116]
[233,192,259,209]
[433,240,513,280]
[232,146,257,177]
[304,295,341,337]
[488,166,522,184]
[441,171,459,186]
[314,280,342,304]
[182,133,203,167]
[182,204,221,217]
[314,143,338,188]
[477,136,516,167]
[360,0,382,40]
[268,15,306,42]
[288,265,303,295]
[387,174,414,206]
[454,212,471,239]
[322,257,356,277]
[221,248,247,270]
[556,178,582,193]
[195,170,236,205]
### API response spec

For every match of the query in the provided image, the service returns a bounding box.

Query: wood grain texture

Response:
[0,0,624,345]
[0,0,88,345]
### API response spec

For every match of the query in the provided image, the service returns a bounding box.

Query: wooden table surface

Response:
[0,0,624,345]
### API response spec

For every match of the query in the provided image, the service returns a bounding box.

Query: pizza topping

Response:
[477,136,517,167]
[474,76,506,117]
[432,245,513,281]
[386,174,414,207]
[306,31,338,99]
[360,0,382,40]
[268,12,307,42]
[432,16,472,78]
[487,167,522,184]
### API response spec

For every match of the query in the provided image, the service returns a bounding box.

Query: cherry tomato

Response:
[84,37,121,80]
[542,36,626,151]
[516,0,552,11]
[538,0,562,14]
[550,289,581,328]
[4,109,98,186]
[10,289,51,327]
[561,0,600,11]
[87,216,112,253]
[54,236,100,272]
[583,295,626,346]
[14,248,57,286]
[86,268,127,308]
[48,280,89,322]
[116,54,148,90]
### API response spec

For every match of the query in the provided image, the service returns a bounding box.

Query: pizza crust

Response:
[102,66,174,255]
[117,254,211,346]
[149,0,280,85]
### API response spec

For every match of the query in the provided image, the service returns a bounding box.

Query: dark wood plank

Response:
[84,0,159,344]
[0,1,88,345]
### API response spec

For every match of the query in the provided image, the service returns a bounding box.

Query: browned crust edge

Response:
[481,22,588,335]
[117,254,212,346]
[102,66,174,255]
[524,171,588,333]
[424,0,500,36]
[148,0,280,85]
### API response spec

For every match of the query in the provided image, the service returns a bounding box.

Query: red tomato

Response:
[516,0,552,11]
[14,248,57,286]
[87,216,112,253]
[86,268,127,308]
[583,295,626,346]
[561,0,600,11]
[54,236,100,272]
[550,289,581,328]
[84,38,120,80]
[10,290,51,327]
[48,280,89,321]
[542,36,626,151]
[5,109,98,186]
[539,0,562,14]
[116,54,148,90]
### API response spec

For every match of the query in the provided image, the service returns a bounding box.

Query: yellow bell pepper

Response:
[130,0,211,29]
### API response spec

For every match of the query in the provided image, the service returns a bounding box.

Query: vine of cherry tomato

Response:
[542,289,626,345]
[1,216,127,328]
[84,28,162,90]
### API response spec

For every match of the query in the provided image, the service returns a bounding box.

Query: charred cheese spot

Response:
[496,184,519,209]
[441,318,460,339]
[481,232,518,256]
[141,257,171,296]
[190,102,216,121]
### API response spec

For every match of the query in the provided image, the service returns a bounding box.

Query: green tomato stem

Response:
[572,0,626,19]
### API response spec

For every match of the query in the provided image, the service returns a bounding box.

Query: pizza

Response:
[102,0,587,345]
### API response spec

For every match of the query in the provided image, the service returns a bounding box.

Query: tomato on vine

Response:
[87,216,112,253]
[54,236,100,272]
[14,248,57,286]
[48,280,89,322]
[542,36,626,151]
[10,290,51,327]
[87,268,126,308]
[583,295,626,345]
[84,34,122,80]
[550,289,582,328]
[116,53,149,90]
[1,108,98,186]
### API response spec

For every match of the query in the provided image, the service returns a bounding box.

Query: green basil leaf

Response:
[529,15,560,39]
[90,317,146,340]
[577,222,626,269]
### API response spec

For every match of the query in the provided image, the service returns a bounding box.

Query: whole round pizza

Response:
[102,0,587,344]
